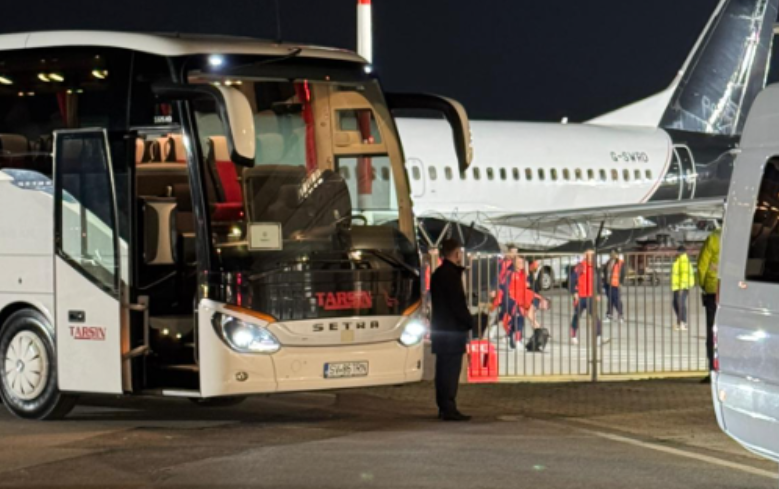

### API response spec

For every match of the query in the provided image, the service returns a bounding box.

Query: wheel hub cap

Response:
[3,331,49,401]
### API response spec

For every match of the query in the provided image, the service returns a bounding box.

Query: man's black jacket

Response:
[430,259,473,355]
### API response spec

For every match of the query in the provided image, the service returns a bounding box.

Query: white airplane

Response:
[395,0,777,251]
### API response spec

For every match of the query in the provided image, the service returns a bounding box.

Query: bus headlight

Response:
[212,313,281,354]
[400,320,428,347]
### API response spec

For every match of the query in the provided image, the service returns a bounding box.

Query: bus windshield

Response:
[187,58,419,321]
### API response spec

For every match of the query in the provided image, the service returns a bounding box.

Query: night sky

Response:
[0,0,746,121]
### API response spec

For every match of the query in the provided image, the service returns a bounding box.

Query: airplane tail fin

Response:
[590,0,778,136]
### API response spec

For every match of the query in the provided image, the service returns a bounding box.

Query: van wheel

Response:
[539,268,554,290]
[0,309,77,420]
[189,397,247,408]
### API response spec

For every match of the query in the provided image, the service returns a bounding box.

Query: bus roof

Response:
[0,31,367,64]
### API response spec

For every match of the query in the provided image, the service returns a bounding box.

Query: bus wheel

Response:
[189,397,247,408]
[0,309,77,420]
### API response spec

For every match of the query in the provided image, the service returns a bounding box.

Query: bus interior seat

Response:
[208,136,245,221]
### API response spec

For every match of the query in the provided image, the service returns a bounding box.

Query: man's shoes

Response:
[441,411,472,422]
[680,322,688,331]
[700,376,711,384]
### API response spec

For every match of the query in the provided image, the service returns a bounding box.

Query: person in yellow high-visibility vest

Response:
[671,245,696,331]
[697,228,721,383]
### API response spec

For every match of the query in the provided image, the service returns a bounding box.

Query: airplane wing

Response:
[488,197,725,232]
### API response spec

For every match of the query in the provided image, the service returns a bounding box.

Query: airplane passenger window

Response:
[381,167,391,181]
[341,167,352,180]
[587,169,595,181]
[499,168,507,180]
[551,169,558,181]
[575,169,583,181]
[525,168,533,181]
[634,169,641,180]
[611,169,619,181]
[429,166,437,180]
[445,167,453,180]
[563,169,571,181]
[646,170,653,180]
[412,166,421,181]
[600,169,607,182]
[473,167,481,180]
[486,168,494,180]
[513,168,520,181]
[746,157,779,283]
[623,169,630,181]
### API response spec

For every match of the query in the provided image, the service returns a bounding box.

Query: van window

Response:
[746,157,779,282]
[444,166,453,180]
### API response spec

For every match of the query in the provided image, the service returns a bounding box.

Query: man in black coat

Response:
[430,238,473,422]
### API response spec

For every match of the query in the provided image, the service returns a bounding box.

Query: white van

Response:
[714,84,779,463]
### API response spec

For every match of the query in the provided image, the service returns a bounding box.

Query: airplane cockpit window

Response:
[473,167,481,180]
[429,166,437,181]
[512,168,520,181]
[444,166,453,180]
[499,168,507,180]
[486,168,494,181]
[563,169,571,181]
[623,169,631,181]
[412,166,421,181]
[575,169,583,181]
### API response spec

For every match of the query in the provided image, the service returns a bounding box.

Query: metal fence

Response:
[426,251,709,381]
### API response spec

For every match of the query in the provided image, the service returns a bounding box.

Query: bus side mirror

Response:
[152,82,256,166]
[386,93,474,173]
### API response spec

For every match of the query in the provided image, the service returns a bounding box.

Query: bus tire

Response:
[189,396,247,408]
[0,309,77,420]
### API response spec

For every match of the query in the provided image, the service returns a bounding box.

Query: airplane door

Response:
[406,158,426,198]
[675,145,697,200]
[54,129,123,394]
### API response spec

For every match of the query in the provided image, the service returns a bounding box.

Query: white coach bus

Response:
[0,31,472,419]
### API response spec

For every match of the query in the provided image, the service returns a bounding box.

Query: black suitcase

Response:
[526,328,550,352]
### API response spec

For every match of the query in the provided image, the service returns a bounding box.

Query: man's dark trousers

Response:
[435,353,463,415]
[703,294,717,371]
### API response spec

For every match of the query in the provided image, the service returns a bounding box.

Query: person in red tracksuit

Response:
[570,249,602,346]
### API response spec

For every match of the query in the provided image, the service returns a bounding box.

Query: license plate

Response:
[324,361,369,379]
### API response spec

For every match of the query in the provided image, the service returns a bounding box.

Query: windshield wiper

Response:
[359,249,420,277]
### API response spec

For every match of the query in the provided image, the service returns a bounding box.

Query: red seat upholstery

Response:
[208,136,244,221]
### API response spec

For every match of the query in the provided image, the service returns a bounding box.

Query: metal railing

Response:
[426,251,708,381]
